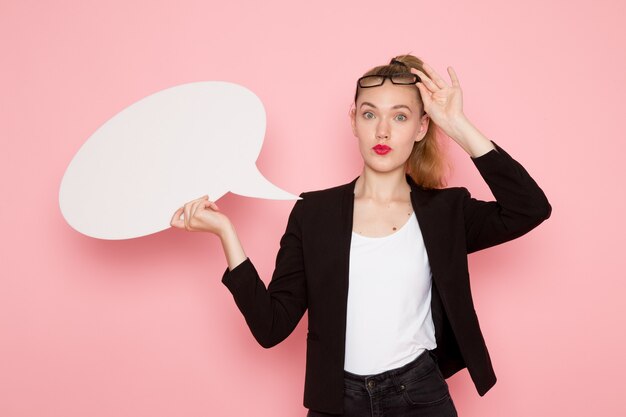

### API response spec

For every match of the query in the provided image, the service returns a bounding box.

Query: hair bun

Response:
[390,58,408,67]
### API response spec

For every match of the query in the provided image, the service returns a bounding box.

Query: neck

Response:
[354,167,411,202]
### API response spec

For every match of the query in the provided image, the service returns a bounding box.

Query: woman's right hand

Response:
[170,195,231,237]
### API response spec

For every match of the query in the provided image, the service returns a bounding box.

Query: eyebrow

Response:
[360,102,412,113]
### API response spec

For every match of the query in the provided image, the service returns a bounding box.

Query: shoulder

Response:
[404,173,467,201]
[298,180,353,203]
[414,184,469,203]
[289,181,354,224]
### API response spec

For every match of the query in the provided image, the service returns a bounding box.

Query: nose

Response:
[376,120,389,141]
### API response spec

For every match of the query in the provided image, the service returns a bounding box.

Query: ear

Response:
[349,106,357,137]
[415,114,430,142]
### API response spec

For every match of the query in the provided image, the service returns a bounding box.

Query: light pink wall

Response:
[2,0,624,416]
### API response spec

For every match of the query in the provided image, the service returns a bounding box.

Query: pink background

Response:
[2,0,625,416]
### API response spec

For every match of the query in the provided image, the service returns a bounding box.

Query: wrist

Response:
[218,221,237,241]
[445,115,495,158]
[447,114,474,141]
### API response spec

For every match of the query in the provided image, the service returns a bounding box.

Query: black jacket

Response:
[221,140,552,414]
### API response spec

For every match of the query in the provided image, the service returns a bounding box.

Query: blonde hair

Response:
[353,53,450,189]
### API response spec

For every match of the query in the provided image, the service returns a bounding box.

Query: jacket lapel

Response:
[338,176,358,303]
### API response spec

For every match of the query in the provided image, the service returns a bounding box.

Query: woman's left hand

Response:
[410,63,467,138]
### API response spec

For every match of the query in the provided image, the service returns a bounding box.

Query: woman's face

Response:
[350,79,429,174]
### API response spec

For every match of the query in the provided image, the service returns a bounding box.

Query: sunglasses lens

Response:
[359,75,385,87]
[391,73,418,84]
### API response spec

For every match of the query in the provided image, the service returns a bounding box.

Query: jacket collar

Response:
[343,172,423,195]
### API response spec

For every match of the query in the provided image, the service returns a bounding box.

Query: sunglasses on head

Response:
[357,72,421,88]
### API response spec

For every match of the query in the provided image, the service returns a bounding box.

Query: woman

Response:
[170,54,552,417]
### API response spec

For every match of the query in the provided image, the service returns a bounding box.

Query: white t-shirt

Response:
[344,211,437,375]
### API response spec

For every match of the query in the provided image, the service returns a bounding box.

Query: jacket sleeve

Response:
[463,140,552,254]
[220,192,307,348]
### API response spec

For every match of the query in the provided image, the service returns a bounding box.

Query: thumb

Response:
[417,82,429,100]
[417,83,431,108]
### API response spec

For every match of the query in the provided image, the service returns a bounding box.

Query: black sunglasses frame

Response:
[357,73,421,88]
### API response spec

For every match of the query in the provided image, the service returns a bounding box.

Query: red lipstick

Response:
[372,144,391,155]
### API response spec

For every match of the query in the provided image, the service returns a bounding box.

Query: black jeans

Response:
[307,349,458,417]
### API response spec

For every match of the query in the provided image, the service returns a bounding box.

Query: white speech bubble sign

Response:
[59,81,301,240]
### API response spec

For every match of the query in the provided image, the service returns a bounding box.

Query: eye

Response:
[362,111,374,119]
[395,114,408,121]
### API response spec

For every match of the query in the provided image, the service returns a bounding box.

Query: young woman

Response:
[170,54,552,417]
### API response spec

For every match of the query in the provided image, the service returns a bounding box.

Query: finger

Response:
[183,195,208,230]
[183,199,201,230]
[447,66,460,87]
[189,201,199,227]
[183,202,191,230]
[191,194,209,203]
[422,62,448,89]
[190,198,205,223]
[205,200,220,211]
[170,206,184,228]
[411,68,438,92]
[416,81,429,97]
[416,83,432,109]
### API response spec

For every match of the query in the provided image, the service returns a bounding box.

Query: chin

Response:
[364,161,404,173]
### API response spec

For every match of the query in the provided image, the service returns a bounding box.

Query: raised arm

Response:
[462,141,552,254]
[409,63,551,253]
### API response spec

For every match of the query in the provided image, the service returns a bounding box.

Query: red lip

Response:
[373,144,391,155]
